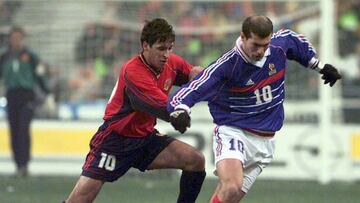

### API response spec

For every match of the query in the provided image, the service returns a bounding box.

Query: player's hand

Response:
[189,66,203,81]
[170,109,190,134]
[320,64,342,87]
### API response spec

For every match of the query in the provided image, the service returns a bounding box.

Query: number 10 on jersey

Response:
[254,85,273,104]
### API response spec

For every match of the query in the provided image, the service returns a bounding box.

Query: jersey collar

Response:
[235,37,271,66]
[139,52,161,77]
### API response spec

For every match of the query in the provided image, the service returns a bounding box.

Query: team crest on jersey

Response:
[268,63,276,75]
[163,78,172,91]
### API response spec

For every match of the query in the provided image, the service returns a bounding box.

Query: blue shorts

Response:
[81,123,175,182]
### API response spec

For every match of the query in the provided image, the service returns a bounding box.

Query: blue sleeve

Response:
[272,29,319,68]
[167,50,237,112]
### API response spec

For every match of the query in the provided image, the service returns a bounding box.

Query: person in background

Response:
[0,26,50,177]
[168,15,341,203]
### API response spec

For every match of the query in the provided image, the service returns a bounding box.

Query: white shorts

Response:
[212,125,275,193]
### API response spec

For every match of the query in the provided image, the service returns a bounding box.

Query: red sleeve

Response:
[170,54,193,86]
[124,64,168,108]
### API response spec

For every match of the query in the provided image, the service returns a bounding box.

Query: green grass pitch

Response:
[0,174,359,203]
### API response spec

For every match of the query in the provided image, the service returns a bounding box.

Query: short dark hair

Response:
[9,26,26,36]
[242,15,273,39]
[140,18,175,47]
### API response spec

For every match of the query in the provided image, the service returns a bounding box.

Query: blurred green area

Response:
[0,175,359,203]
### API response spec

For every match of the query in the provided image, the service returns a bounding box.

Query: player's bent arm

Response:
[126,87,170,122]
[124,65,172,121]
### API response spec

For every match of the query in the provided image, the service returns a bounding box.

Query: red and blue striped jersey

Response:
[104,53,192,137]
[168,29,320,133]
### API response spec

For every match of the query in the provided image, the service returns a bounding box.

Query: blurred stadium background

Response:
[0,0,360,202]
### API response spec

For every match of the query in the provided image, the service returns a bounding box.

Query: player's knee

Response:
[67,177,102,203]
[185,150,205,171]
[222,180,243,200]
[66,192,96,203]
[225,183,242,199]
[194,151,205,170]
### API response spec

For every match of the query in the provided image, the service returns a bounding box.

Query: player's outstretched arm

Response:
[317,63,342,87]
[273,29,341,87]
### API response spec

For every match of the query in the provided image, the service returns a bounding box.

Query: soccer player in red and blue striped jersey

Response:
[65,18,205,203]
[168,15,341,203]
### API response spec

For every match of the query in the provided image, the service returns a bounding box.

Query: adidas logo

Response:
[246,79,254,86]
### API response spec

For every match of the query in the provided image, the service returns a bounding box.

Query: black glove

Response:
[170,109,191,134]
[320,64,342,87]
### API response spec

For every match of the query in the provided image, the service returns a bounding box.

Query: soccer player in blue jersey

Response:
[168,15,341,203]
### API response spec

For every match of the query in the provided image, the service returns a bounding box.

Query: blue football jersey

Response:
[168,29,320,133]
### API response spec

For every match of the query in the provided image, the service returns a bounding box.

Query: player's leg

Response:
[210,126,276,203]
[147,139,205,171]
[6,93,21,174]
[6,90,34,177]
[209,183,221,202]
[65,128,109,203]
[16,99,34,176]
[210,125,249,203]
[65,126,132,203]
[65,176,104,203]
[210,159,246,203]
[146,136,206,203]
[211,162,264,203]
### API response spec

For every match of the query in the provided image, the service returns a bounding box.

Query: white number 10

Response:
[98,152,116,171]
[254,85,273,104]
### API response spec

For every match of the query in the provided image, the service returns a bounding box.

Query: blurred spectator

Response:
[72,1,319,104]
[69,67,100,102]
[75,23,103,64]
[0,0,22,26]
[337,0,360,57]
[35,63,59,119]
[67,67,100,120]
[75,23,122,100]
[0,26,51,177]
[137,1,163,22]
[335,0,360,123]
[0,1,21,49]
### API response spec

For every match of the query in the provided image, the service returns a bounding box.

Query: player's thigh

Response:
[147,139,204,170]
[216,159,243,184]
[216,159,246,200]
